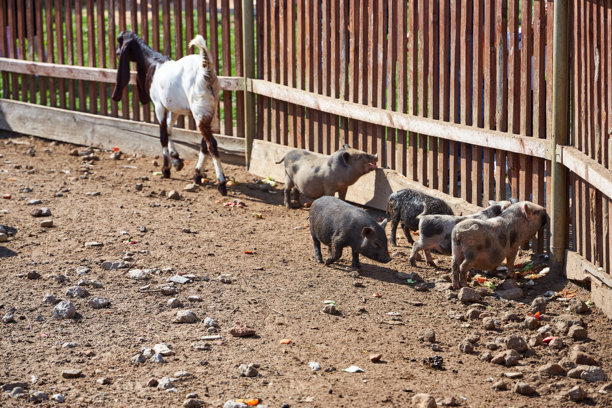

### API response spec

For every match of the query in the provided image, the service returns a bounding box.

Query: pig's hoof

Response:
[315,256,323,264]
[193,174,203,185]
[162,167,171,178]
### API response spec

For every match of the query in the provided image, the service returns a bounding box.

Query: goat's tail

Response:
[189,35,211,70]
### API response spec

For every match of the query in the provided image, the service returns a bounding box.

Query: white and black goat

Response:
[111,31,227,195]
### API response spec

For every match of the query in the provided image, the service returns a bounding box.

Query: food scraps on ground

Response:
[112,147,120,152]
[280,339,292,344]
[323,300,337,306]
[244,250,255,255]
[152,171,162,176]
[122,238,137,245]
[262,176,277,187]
[224,200,246,208]
[236,399,260,406]
[252,212,263,219]
[372,293,381,298]
[542,336,555,344]
[2,194,11,199]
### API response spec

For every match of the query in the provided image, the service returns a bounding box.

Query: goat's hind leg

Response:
[167,112,184,171]
[155,107,172,178]
[193,138,209,185]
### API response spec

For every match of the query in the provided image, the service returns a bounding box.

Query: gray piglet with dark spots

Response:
[276,145,378,209]
[309,196,391,269]
[386,188,454,246]
[409,200,514,266]
[451,201,548,289]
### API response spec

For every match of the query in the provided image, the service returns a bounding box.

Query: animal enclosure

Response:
[0,0,611,314]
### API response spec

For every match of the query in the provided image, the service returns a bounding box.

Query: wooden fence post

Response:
[550,0,570,275]
[242,0,256,169]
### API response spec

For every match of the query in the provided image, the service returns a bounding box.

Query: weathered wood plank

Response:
[560,146,612,202]
[250,79,549,158]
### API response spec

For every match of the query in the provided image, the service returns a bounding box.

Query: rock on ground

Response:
[412,393,437,408]
[52,301,76,319]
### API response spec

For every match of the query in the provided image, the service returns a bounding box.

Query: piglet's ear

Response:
[361,226,374,238]
[379,219,388,229]
[112,42,131,102]
[342,152,351,166]
[521,202,531,218]
[342,144,351,150]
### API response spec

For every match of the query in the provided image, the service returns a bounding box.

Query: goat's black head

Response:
[111,31,154,105]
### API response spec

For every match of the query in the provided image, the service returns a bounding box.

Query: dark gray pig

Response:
[276,145,378,209]
[386,189,454,246]
[409,200,513,266]
[451,201,548,289]
[309,196,391,269]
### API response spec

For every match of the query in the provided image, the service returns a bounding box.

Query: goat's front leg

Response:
[155,107,172,178]
[167,112,184,171]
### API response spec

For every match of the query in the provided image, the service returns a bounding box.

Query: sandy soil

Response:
[0,134,611,408]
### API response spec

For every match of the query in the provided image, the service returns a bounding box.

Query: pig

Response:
[386,188,454,247]
[451,201,548,289]
[276,145,378,209]
[309,196,392,269]
[409,200,513,266]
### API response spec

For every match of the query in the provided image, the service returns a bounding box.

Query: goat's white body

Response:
[150,55,219,120]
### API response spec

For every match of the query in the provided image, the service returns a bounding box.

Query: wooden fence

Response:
[1,1,611,313]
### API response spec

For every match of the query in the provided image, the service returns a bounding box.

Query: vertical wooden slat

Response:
[26,0,35,101]
[262,0,270,142]
[296,0,304,148]
[519,0,533,207]
[460,0,473,202]
[471,0,483,205]
[495,0,507,200]
[7,0,18,100]
[270,0,279,144]
[234,0,245,138]
[0,2,8,99]
[108,0,118,117]
[321,0,331,154]
[545,0,554,249]
[408,0,419,182]
[396,0,408,177]
[367,0,377,156]
[418,0,428,186]
[603,1,611,270]
[313,0,322,152]
[140,0,150,122]
[339,0,349,147]
[54,0,66,107]
[256,0,264,140]
[358,0,368,152]
[330,0,339,150]
[427,0,439,190]
[35,0,47,105]
[74,0,83,111]
[349,0,360,147]
[87,0,97,114]
[439,0,450,193]
[162,0,171,55]
[197,0,206,41]
[219,0,231,134]
[448,0,460,196]
[482,0,495,203]
[97,0,107,116]
[17,0,27,101]
[173,0,182,127]
[507,0,520,201]
[386,0,397,170]
[151,0,160,52]
[278,0,287,145]
[118,0,129,118]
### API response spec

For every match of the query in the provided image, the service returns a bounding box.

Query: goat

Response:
[111,31,227,195]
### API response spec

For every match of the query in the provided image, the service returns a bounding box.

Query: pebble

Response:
[239,363,258,377]
[169,275,191,284]
[129,269,150,280]
[569,298,589,314]
[53,301,76,319]
[539,363,566,376]
[458,287,481,303]
[568,365,591,379]
[505,335,528,353]
[580,366,607,382]
[204,317,218,328]
[97,377,112,385]
[502,311,521,322]
[183,399,205,408]
[66,286,90,298]
[554,314,584,334]
[89,297,111,309]
[567,385,587,402]
[309,361,321,371]
[513,382,536,396]
[458,341,474,354]
[101,261,128,270]
[27,199,42,205]
[132,353,147,364]
[183,184,198,192]
[30,391,49,403]
[482,317,497,330]
[147,378,159,387]
[174,371,192,379]
[158,377,176,390]
[549,337,565,349]
[61,369,83,379]
[417,328,436,343]
[51,393,65,403]
[528,334,544,348]
[524,316,540,329]
[167,190,181,200]
[168,298,183,308]
[62,342,77,348]
[0,233,7,242]
[495,287,524,300]
[432,344,442,352]
[40,219,53,228]
[76,266,91,275]
[153,343,175,356]
[1,382,28,392]
[322,304,340,315]
[570,348,599,365]
[188,295,203,302]
[504,372,523,379]
[30,207,51,217]
[599,382,612,394]
[161,286,179,296]
[369,354,382,363]
[150,354,165,364]
[175,310,198,323]
[224,402,248,408]
[2,307,15,323]
[217,274,233,284]
[84,241,103,248]
[412,393,437,408]
[142,348,154,358]
[491,349,521,366]
[465,308,482,320]
[568,325,588,340]
[135,183,143,191]
[492,381,508,391]
[529,296,547,314]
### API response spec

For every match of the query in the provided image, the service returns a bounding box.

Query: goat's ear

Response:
[112,41,131,102]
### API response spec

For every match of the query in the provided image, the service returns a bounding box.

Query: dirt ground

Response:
[1,134,611,408]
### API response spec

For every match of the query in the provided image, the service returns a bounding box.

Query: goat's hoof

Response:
[173,158,184,171]
[162,168,171,178]
[193,174,203,185]
[217,181,228,196]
